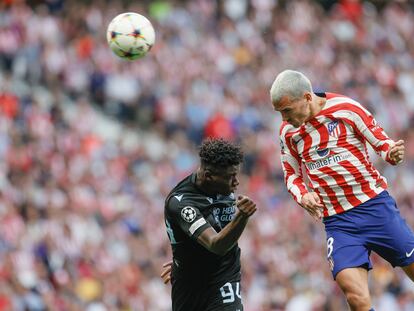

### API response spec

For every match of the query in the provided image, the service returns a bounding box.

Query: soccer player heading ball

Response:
[163,138,257,311]
[270,70,414,311]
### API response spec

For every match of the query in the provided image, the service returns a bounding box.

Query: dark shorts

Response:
[172,280,243,311]
[323,191,414,279]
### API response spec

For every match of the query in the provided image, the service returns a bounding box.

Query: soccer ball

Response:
[106,12,155,61]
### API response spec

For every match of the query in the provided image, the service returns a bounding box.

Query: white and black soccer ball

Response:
[181,206,197,223]
[106,12,155,60]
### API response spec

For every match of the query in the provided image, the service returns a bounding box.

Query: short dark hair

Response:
[199,138,243,168]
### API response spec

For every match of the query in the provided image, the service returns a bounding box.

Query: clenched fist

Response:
[389,140,405,165]
[236,195,257,217]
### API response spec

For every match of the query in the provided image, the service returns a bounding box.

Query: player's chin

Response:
[219,188,234,196]
[290,121,300,128]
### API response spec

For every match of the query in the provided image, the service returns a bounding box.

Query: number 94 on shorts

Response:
[172,280,243,311]
[209,281,243,311]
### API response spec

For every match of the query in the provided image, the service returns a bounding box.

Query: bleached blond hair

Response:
[270,70,313,104]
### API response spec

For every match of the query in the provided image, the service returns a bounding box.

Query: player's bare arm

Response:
[197,195,256,256]
[389,139,405,164]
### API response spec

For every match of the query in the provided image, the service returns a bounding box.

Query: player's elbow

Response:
[197,227,233,256]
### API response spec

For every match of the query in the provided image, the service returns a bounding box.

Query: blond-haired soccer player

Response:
[270,70,414,311]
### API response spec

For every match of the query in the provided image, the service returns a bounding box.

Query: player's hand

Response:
[236,195,257,217]
[160,260,173,284]
[301,192,323,221]
[389,140,405,165]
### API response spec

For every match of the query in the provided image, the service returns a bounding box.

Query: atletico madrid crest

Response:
[328,120,341,138]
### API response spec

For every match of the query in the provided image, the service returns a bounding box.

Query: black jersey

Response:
[164,173,241,287]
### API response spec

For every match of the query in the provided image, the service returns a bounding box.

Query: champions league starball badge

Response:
[181,206,197,222]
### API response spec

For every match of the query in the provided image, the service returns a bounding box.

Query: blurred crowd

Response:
[0,0,414,310]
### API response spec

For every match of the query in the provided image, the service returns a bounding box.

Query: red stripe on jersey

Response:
[324,103,389,153]
[280,121,290,131]
[323,103,370,123]
[337,122,379,196]
[311,187,329,217]
[284,161,308,196]
[338,116,384,184]
[326,92,346,99]
[376,178,387,190]
[320,166,362,207]
[340,160,379,198]
[359,138,383,184]
[309,119,329,150]
[311,115,375,204]
[336,119,347,145]
[325,113,384,194]
[281,122,300,156]
[299,128,313,161]
[335,118,372,181]
[333,120,379,193]
[307,170,344,215]
[285,132,299,157]
[379,143,390,152]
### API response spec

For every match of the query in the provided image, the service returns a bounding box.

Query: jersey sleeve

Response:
[345,103,396,165]
[279,124,309,205]
[166,196,211,240]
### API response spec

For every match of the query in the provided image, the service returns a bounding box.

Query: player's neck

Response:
[310,95,326,119]
[195,169,215,196]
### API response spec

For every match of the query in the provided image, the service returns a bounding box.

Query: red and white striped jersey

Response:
[279,92,397,217]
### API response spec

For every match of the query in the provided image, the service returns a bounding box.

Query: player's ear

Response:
[204,169,214,181]
[198,166,212,182]
[304,92,312,102]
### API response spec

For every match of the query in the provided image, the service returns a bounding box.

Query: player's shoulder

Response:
[165,191,208,226]
[165,195,183,220]
[324,92,365,112]
[279,121,297,136]
[166,192,195,207]
[165,175,207,211]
